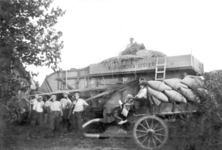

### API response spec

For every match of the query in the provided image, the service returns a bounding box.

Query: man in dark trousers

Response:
[60,91,72,134]
[46,95,63,136]
[72,92,89,138]
[124,81,150,115]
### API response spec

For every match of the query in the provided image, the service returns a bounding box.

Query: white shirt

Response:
[60,98,72,109]
[50,101,62,112]
[33,100,44,112]
[73,99,89,112]
[135,88,147,99]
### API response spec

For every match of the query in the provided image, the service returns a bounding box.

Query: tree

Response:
[0,0,65,148]
[0,0,65,104]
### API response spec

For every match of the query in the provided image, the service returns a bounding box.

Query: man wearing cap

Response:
[30,95,45,126]
[60,91,72,133]
[134,81,149,114]
[46,95,63,136]
[72,92,89,138]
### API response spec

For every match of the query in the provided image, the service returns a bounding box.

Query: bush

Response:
[171,70,222,150]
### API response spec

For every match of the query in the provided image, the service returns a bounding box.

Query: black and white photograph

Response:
[1,0,222,150]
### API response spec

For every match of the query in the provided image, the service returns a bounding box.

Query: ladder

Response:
[155,57,167,81]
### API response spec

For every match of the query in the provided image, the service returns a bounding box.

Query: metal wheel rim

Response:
[133,115,168,150]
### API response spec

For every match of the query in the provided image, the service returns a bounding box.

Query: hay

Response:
[98,40,166,68]
[98,49,166,69]
[99,55,143,69]
[137,49,166,58]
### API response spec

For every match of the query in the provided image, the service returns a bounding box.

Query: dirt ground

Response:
[4,124,173,150]
[14,134,171,150]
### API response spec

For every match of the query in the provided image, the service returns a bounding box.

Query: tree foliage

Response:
[0,0,65,103]
[171,70,222,150]
[0,0,65,148]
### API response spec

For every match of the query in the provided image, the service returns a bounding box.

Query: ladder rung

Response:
[156,64,166,67]
[156,71,165,74]
[155,57,166,81]
[156,78,165,81]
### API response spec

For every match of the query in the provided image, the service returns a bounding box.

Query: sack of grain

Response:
[148,87,169,102]
[164,89,187,103]
[178,87,200,102]
[181,75,204,89]
[148,80,172,92]
[164,78,188,90]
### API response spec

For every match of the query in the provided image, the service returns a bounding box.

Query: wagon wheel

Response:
[133,115,169,150]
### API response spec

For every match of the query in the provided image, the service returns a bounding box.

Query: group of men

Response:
[30,78,153,137]
[30,91,89,138]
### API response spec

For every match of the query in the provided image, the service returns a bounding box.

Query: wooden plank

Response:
[56,78,75,90]
[29,86,108,97]
[85,91,110,101]
[45,78,53,92]
[86,80,138,102]
[77,70,80,89]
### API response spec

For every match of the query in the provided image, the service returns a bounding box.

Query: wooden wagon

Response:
[82,95,197,150]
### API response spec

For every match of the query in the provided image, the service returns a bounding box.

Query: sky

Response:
[28,0,222,85]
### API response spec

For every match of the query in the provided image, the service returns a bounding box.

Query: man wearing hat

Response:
[30,95,45,126]
[60,91,72,133]
[45,95,63,136]
[72,92,89,138]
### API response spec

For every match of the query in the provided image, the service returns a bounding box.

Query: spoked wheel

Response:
[133,115,168,150]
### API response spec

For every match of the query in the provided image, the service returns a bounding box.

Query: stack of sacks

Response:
[147,80,187,104]
[164,78,188,90]
[148,87,169,102]
[147,81,171,103]
[148,81,187,104]
[181,75,204,89]
[177,87,200,102]
[177,75,205,102]
[163,78,189,103]
[147,76,205,105]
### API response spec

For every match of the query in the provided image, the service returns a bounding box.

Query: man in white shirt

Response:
[125,38,135,49]
[60,91,72,133]
[30,95,45,126]
[124,81,149,114]
[45,95,63,136]
[72,92,88,138]
[134,81,148,114]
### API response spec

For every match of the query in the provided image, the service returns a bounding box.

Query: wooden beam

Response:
[28,86,108,97]
[56,78,75,90]
[85,80,138,102]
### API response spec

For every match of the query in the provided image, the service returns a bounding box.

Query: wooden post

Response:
[76,70,80,89]
[65,70,68,90]
[57,71,59,90]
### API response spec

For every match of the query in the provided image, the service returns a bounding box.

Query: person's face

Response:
[63,93,68,98]
[74,94,79,100]
[52,95,56,101]
[130,38,134,43]
[37,98,42,102]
